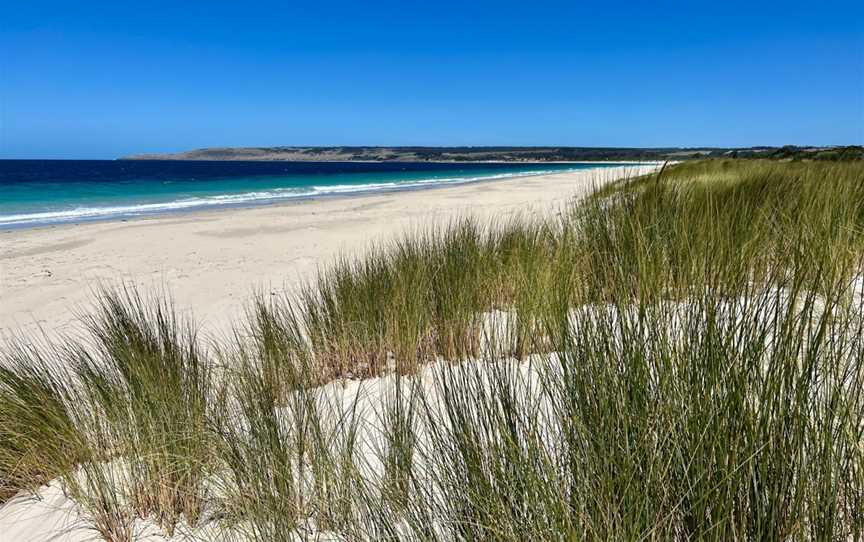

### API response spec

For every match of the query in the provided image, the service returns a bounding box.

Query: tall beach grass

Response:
[0,159,862,540]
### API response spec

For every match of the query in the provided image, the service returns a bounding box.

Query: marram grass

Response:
[0,159,862,541]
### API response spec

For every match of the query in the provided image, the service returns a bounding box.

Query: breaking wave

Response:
[0,169,566,228]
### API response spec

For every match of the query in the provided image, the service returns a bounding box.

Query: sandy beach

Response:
[0,164,657,339]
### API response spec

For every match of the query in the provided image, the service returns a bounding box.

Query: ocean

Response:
[0,160,626,229]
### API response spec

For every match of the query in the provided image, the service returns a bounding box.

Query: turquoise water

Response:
[0,161,627,229]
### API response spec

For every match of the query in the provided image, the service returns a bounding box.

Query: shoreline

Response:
[0,162,660,232]
[0,164,658,338]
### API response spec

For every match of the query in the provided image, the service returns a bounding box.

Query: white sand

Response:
[0,164,658,339]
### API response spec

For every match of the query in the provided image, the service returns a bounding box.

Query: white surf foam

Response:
[0,168,576,228]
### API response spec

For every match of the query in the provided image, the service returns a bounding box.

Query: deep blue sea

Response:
[0,160,625,229]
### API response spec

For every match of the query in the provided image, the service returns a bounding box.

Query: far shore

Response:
[0,164,658,338]
[117,158,666,164]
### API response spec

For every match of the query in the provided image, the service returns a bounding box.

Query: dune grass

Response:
[1,289,214,540]
[0,159,862,540]
[0,341,83,502]
[290,159,864,375]
[65,288,214,538]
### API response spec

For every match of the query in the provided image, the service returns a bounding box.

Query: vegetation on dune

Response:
[293,160,864,375]
[0,342,82,502]
[1,289,214,540]
[67,288,214,537]
[1,159,863,540]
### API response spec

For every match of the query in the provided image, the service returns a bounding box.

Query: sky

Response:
[1,1,862,159]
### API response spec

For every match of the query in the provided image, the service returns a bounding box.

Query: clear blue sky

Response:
[2,1,862,158]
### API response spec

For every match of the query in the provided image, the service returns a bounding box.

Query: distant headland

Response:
[120,145,863,162]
